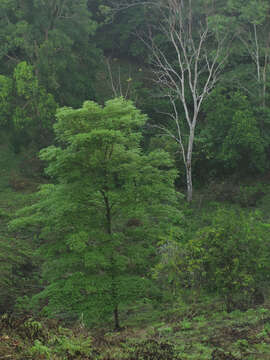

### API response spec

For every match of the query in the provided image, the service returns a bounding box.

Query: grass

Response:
[2,302,270,359]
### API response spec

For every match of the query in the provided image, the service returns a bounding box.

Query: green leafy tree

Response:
[226,0,270,107]
[92,0,149,59]
[0,61,57,149]
[197,89,267,178]
[0,0,100,107]
[11,98,182,329]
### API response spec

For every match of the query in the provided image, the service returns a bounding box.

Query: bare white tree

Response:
[224,0,270,107]
[143,0,229,202]
[238,23,270,108]
[110,0,230,201]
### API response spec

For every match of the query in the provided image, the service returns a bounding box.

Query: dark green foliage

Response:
[0,314,99,359]
[1,0,270,182]
[0,140,39,313]
[197,89,268,179]
[0,191,38,314]
[0,236,33,313]
[127,339,180,360]
[211,349,238,360]
[93,1,150,60]
[0,0,101,111]
[203,182,267,208]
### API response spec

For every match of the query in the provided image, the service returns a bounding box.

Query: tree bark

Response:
[186,162,192,203]
[101,189,121,330]
[114,305,120,331]
[185,126,194,202]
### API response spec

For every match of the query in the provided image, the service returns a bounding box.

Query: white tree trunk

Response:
[185,127,194,202]
[186,162,192,203]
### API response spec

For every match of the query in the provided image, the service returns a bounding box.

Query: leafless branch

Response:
[143,0,230,201]
[105,58,134,100]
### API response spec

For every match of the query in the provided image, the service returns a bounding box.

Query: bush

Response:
[185,209,270,310]
[127,339,180,360]
[158,208,270,311]
[235,184,266,207]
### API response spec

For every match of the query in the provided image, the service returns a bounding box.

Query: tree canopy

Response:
[10,98,182,328]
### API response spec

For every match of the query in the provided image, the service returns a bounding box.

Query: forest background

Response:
[2,1,270,359]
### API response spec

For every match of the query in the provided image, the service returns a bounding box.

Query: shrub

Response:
[158,208,270,311]
[127,339,180,360]
[184,209,270,310]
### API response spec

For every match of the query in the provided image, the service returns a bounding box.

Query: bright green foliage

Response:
[11,98,182,327]
[227,0,269,25]
[28,335,94,359]
[0,61,57,148]
[171,208,270,311]
[13,62,56,130]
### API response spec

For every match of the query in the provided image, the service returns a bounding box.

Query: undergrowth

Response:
[2,302,270,359]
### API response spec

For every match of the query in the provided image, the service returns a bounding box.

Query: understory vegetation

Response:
[2,1,270,359]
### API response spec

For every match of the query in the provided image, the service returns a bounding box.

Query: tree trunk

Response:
[186,128,195,202]
[102,190,121,330]
[186,162,192,203]
[114,305,120,331]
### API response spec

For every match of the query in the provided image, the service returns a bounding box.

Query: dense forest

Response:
[1,0,270,359]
